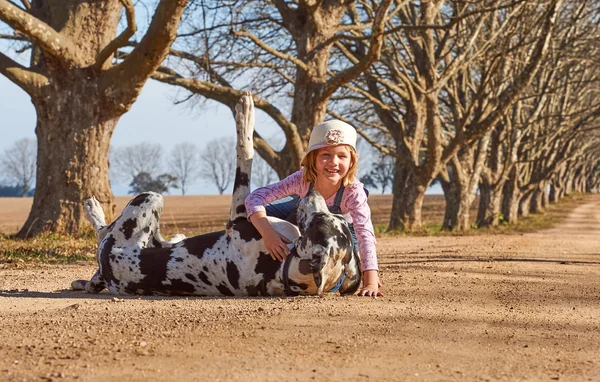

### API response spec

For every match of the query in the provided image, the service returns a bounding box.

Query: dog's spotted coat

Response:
[74,95,361,297]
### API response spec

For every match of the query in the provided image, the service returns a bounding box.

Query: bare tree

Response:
[169,142,201,195]
[200,137,235,195]
[337,0,563,232]
[151,0,395,178]
[111,143,164,184]
[0,0,189,236]
[0,138,36,196]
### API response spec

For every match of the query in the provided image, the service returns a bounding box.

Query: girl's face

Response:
[314,145,352,185]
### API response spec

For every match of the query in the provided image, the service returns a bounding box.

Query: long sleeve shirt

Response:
[244,170,378,271]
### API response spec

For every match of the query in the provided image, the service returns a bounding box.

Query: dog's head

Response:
[294,189,362,296]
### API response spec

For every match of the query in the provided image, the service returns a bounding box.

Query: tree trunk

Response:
[530,185,545,214]
[440,175,459,230]
[502,171,520,224]
[388,159,427,232]
[549,183,559,203]
[441,161,474,231]
[519,191,533,218]
[477,178,505,227]
[21,91,117,236]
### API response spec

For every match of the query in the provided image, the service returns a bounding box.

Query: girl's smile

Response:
[315,145,352,185]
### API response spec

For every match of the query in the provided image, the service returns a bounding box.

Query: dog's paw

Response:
[84,196,106,228]
[71,279,88,291]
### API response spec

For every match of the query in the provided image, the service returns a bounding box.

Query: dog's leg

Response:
[84,196,109,242]
[228,92,255,225]
[71,269,106,293]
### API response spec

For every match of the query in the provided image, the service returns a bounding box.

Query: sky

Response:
[0,74,284,195]
[0,73,444,195]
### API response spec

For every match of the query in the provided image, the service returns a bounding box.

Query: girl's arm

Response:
[344,184,383,297]
[248,211,290,262]
[245,170,305,261]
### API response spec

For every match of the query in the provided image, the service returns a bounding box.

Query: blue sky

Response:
[0,74,283,195]
[0,74,444,195]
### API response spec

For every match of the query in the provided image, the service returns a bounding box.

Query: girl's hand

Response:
[262,230,291,262]
[359,270,383,297]
[248,211,291,262]
[358,282,383,297]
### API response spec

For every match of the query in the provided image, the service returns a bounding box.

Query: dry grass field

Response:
[1,193,599,381]
[0,194,468,237]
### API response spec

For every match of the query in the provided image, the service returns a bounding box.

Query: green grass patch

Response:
[0,233,96,266]
[373,193,587,237]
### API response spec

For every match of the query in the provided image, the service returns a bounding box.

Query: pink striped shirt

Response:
[244,170,378,271]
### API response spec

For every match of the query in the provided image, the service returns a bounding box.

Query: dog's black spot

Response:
[152,210,159,220]
[143,226,150,233]
[143,213,146,217]
[152,236,162,248]
[298,259,312,275]
[167,279,196,294]
[175,257,184,262]
[123,247,172,294]
[288,279,310,292]
[245,284,259,296]
[181,231,224,258]
[235,204,246,215]
[234,168,250,189]
[99,235,118,285]
[216,283,234,296]
[198,271,212,286]
[120,218,137,240]
[226,260,240,290]
[203,266,208,272]
[254,251,280,284]
[185,273,197,282]
[129,193,149,207]
[231,219,262,242]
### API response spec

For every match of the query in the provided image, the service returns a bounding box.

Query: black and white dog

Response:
[73,94,361,297]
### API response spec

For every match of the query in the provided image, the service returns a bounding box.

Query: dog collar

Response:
[282,249,300,296]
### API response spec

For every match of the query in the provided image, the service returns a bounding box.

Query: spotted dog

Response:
[73,94,361,297]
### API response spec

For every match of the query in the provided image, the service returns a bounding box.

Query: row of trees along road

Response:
[1,0,599,237]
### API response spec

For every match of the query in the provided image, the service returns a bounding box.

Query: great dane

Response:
[73,94,361,297]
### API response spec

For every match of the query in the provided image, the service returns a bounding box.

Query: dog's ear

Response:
[338,246,362,296]
[310,244,327,296]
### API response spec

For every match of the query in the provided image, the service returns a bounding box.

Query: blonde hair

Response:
[301,145,358,186]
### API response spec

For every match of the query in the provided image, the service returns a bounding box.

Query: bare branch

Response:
[232,30,309,72]
[105,0,189,91]
[0,0,78,66]
[94,0,136,71]
[0,51,48,94]
[151,67,303,161]
[319,0,394,102]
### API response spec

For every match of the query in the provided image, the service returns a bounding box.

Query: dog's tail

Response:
[228,93,255,228]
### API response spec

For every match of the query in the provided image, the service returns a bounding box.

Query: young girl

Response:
[244,120,382,297]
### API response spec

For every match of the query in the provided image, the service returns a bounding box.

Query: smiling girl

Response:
[244,120,382,297]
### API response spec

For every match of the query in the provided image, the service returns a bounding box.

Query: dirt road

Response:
[1,196,599,381]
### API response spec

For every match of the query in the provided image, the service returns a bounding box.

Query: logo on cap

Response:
[324,129,344,145]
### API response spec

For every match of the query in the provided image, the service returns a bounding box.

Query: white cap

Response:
[305,120,357,157]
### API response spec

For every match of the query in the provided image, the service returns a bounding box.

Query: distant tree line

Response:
[110,140,278,195]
